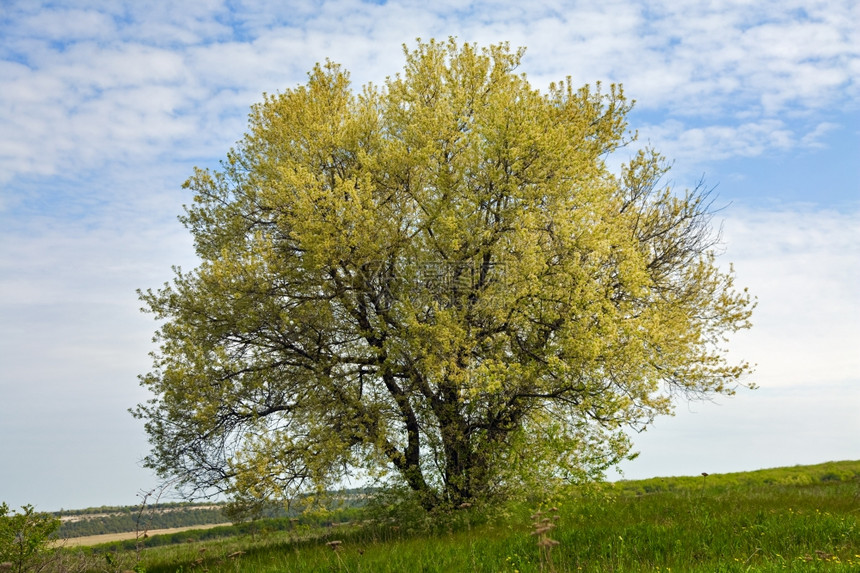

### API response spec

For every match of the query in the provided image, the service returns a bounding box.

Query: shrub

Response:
[0,503,61,573]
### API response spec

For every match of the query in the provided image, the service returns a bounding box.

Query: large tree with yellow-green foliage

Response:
[135,39,754,510]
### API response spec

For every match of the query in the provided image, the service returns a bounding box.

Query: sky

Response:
[1,0,858,512]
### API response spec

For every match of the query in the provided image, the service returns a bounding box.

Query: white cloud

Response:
[2,0,858,188]
[631,118,848,171]
[720,206,860,388]
[0,196,197,510]
[612,380,860,480]
[18,8,118,42]
[800,122,841,148]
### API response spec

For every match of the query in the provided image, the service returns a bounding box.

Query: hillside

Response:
[41,459,856,572]
[54,488,373,538]
[51,460,859,541]
[54,503,228,538]
[611,459,860,494]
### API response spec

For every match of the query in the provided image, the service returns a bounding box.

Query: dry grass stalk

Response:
[531,507,561,572]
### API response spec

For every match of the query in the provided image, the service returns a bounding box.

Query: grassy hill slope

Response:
[52,460,860,572]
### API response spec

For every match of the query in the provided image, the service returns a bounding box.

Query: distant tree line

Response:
[55,501,210,517]
[56,505,229,538]
[95,508,367,553]
[55,489,375,538]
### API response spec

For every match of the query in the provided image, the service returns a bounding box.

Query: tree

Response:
[135,39,754,510]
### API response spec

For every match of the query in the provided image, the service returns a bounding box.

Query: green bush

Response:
[0,502,60,572]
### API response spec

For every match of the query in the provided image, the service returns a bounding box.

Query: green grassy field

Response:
[52,460,860,572]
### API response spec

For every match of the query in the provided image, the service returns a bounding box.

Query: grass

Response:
[49,460,860,572]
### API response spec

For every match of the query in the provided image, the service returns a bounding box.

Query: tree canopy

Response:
[135,39,754,510]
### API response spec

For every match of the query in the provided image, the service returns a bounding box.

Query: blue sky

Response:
[1,0,858,512]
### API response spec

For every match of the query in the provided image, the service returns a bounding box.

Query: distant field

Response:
[57,522,232,547]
